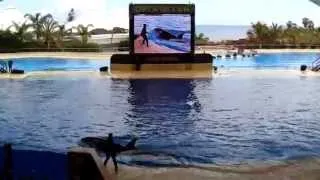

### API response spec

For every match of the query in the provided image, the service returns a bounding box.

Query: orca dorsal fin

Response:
[177,33,184,39]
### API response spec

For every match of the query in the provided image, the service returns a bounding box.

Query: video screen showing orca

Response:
[134,14,191,54]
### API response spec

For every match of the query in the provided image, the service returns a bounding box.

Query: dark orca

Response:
[80,134,138,172]
[153,28,185,40]
[80,136,138,154]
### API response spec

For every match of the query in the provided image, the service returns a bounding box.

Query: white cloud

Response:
[4,0,319,30]
[53,0,110,28]
[0,0,128,31]
[51,0,193,29]
[0,6,25,30]
[105,7,128,28]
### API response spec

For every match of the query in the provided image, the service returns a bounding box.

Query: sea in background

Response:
[88,25,251,44]
[196,25,251,41]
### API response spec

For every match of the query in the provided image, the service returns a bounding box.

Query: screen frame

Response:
[129,4,195,56]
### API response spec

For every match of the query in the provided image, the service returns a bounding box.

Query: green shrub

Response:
[63,40,101,52]
[0,30,23,52]
[118,40,129,51]
[195,40,210,45]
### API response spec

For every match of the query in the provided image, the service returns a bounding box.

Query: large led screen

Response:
[134,14,191,54]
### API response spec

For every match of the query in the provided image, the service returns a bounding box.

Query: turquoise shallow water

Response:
[214,53,320,69]
[4,58,108,72]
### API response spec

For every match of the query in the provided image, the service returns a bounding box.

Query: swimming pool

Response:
[214,53,320,69]
[2,53,320,72]
[4,58,108,72]
[0,75,320,167]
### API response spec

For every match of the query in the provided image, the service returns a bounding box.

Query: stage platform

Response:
[110,54,213,72]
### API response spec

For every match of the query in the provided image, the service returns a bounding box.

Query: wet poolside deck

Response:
[1,146,319,180]
[0,69,319,80]
[69,147,320,180]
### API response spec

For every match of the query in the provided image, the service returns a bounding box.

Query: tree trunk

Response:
[82,36,88,46]
[111,33,114,44]
[36,29,41,41]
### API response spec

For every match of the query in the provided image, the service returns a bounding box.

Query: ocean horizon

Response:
[88,25,251,44]
[196,25,251,41]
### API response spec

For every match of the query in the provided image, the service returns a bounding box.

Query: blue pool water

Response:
[5,58,108,72]
[2,53,320,72]
[0,148,67,179]
[214,53,320,69]
[0,76,320,167]
[0,53,320,172]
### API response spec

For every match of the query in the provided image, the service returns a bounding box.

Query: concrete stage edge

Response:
[110,54,213,74]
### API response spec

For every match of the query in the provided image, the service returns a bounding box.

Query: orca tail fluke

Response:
[125,137,138,150]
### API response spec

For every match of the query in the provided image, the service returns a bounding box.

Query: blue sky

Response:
[0,0,320,29]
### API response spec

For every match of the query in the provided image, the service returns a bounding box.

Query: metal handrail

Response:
[1,43,320,53]
[312,57,320,68]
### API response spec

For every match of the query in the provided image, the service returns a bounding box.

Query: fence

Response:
[1,43,320,53]
[0,47,130,53]
[203,43,320,49]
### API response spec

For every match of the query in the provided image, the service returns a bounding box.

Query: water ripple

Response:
[0,77,320,166]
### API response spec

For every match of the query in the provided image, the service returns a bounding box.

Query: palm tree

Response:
[57,25,72,42]
[249,22,269,47]
[55,24,73,48]
[110,29,114,45]
[24,13,52,41]
[52,9,76,49]
[302,17,309,29]
[283,21,298,44]
[302,17,314,30]
[269,23,283,43]
[67,8,76,23]
[8,21,31,42]
[246,30,254,41]
[41,17,58,49]
[75,24,93,45]
[196,33,209,41]
[286,21,297,30]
